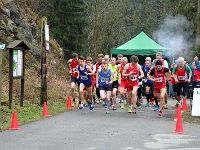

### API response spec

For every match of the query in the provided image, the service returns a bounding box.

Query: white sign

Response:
[46,43,49,51]
[192,88,200,116]
[13,50,23,77]
[45,25,49,41]
[0,44,5,49]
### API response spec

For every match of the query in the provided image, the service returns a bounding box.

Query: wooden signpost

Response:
[40,17,49,105]
[0,43,5,114]
[7,40,30,109]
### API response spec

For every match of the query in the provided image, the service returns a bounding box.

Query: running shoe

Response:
[154,105,159,111]
[124,100,127,105]
[137,104,142,109]
[128,106,132,113]
[175,101,181,107]
[163,103,168,109]
[96,99,101,104]
[89,104,94,110]
[100,99,103,103]
[121,102,125,109]
[133,107,136,114]
[105,108,110,114]
[79,104,84,109]
[112,105,116,110]
[145,102,150,107]
[158,110,162,116]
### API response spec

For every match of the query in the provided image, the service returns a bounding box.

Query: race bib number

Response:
[178,76,185,80]
[81,76,88,80]
[129,75,137,80]
[73,68,77,73]
[155,77,162,82]
[101,77,109,82]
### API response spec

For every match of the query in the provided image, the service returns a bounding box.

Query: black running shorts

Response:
[99,86,112,91]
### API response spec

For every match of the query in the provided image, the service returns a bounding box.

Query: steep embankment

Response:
[0,0,70,105]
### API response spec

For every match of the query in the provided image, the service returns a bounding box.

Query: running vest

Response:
[71,59,79,77]
[120,64,127,82]
[78,64,92,85]
[143,65,153,84]
[161,59,165,67]
[99,68,111,87]
[154,68,166,87]
[95,62,102,72]
[108,64,117,81]
[194,68,200,82]
[176,65,187,82]
[126,63,139,86]
[171,66,176,84]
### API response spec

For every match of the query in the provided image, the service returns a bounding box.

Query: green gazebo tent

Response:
[111,32,170,55]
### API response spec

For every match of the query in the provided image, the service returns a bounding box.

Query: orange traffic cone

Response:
[9,110,20,130]
[66,96,72,108]
[174,111,184,134]
[182,98,188,112]
[43,102,50,117]
[174,104,181,121]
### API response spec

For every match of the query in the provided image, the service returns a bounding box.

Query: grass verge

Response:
[182,109,200,124]
[0,99,76,131]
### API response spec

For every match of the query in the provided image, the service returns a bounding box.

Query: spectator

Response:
[194,56,200,71]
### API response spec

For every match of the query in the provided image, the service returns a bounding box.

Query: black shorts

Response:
[176,82,188,97]
[71,76,80,86]
[194,81,200,88]
[146,82,153,87]
[80,82,92,87]
[99,86,112,91]
[173,84,177,92]
[145,82,154,93]
[112,81,119,89]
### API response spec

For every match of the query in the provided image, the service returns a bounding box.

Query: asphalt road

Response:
[0,98,200,150]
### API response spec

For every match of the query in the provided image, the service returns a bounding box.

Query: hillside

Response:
[0,0,70,106]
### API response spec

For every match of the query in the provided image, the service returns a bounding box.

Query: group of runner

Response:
[67,52,200,116]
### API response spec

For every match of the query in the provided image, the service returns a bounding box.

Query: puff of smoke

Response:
[153,14,194,58]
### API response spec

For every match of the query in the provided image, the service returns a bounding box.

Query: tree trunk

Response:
[196,0,200,50]
[92,0,100,60]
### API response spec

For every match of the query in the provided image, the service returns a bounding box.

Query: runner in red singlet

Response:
[154,52,169,109]
[148,60,171,117]
[172,57,192,105]
[67,53,79,105]
[122,55,144,114]
[117,57,128,109]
